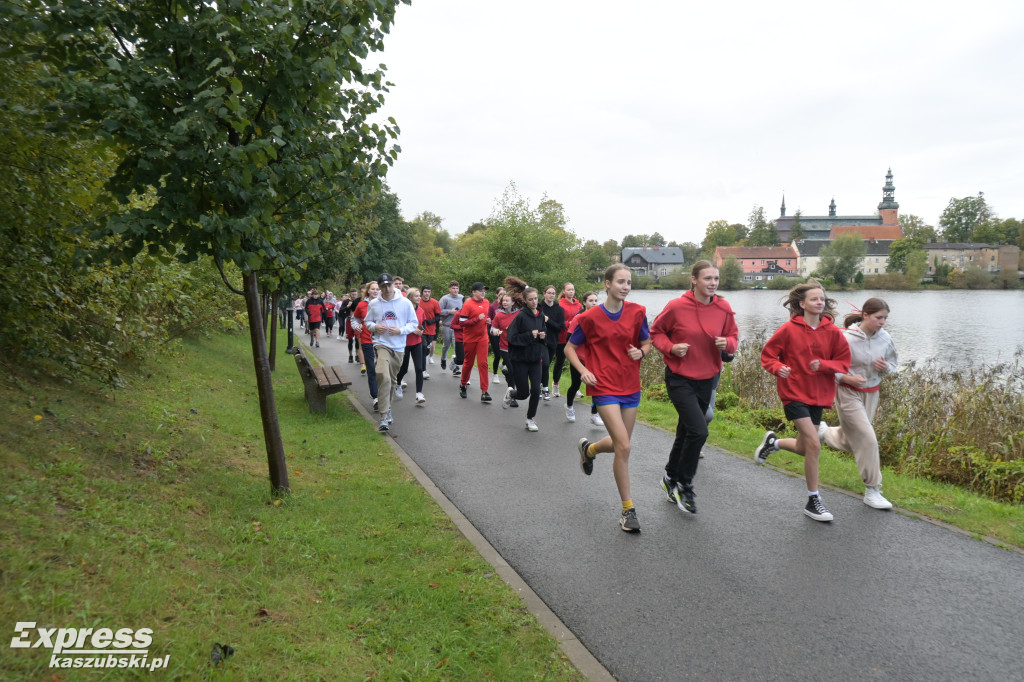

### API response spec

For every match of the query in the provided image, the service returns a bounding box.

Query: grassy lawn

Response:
[637,400,1024,551]
[1,330,584,681]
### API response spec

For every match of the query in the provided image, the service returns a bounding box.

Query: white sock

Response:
[807,491,819,497]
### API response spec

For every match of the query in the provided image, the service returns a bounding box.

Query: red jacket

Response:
[651,291,738,380]
[558,297,583,344]
[490,308,516,352]
[404,307,426,347]
[353,300,372,344]
[761,315,851,407]
[459,296,490,342]
[419,297,441,336]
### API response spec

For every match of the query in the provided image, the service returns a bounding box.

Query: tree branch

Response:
[215,255,245,295]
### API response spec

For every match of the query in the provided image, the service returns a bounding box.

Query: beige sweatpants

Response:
[375,345,403,418]
[822,385,883,488]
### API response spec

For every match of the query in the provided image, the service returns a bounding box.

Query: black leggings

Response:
[512,359,542,419]
[489,334,502,373]
[552,342,568,384]
[397,342,425,393]
[564,365,598,414]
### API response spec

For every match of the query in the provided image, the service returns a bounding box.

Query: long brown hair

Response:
[690,260,716,291]
[782,279,837,319]
[844,297,890,328]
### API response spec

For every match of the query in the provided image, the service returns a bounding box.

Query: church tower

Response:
[780,193,787,217]
[877,168,899,226]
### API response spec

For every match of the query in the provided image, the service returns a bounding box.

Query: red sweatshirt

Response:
[459,296,490,342]
[558,297,583,344]
[760,315,851,407]
[650,291,738,380]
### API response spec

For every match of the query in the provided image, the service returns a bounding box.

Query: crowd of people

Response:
[295,264,898,533]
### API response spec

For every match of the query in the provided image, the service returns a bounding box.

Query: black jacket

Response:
[538,300,565,350]
[507,307,548,363]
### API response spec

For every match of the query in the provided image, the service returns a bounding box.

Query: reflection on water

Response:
[627,289,1024,370]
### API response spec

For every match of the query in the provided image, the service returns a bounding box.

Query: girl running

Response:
[396,288,428,405]
[506,287,547,430]
[820,298,898,510]
[650,260,738,515]
[553,282,582,398]
[566,264,651,533]
[350,281,381,412]
[755,280,851,522]
[538,285,565,401]
[563,291,603,426]
[490,293,519,407]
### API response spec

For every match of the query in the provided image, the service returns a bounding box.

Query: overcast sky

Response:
[376,0,1024,245]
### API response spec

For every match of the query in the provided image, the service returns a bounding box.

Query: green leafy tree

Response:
[38,0,407,493]
[904,249,928,286]
[621,234,643,248]
[602,239,620,259]
[746,205,779,246]
[899,214,937,243]
[678,241,701,265]
[649,231,666,247]
[939,193,993,243]
[350,189,418,284]
[537,195,569,231]
[701,220,740,253]
[963,266,992,289]
[789,210,805,241]
[886,238,921,273]
[814,233,867,286]
[720,256,744,290]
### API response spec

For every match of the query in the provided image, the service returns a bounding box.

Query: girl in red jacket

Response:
[756,280,851,522]
[650,261,738,515]
[552,282,583,397]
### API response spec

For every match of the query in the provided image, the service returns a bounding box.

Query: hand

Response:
[478,313,485,321]
[671,343,689,358]
[539,331,546,340]
[714,336,728,351]
[627,344,643,361]
[872,357,889,372]
[809,359,821,371]
[844,373,868,388]
[777,365,792,379]
[532,329,539,338]
[581,369,597,386]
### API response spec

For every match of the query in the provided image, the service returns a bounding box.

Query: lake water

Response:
[625,289,1024,369]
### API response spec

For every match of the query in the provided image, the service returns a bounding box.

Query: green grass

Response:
[636,401,1024,551]
[1,330,584,681]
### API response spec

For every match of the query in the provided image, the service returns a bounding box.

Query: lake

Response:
[624,288,1024,369]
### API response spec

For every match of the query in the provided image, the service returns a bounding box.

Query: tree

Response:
[621,234,643,248]
[719,256,744,290]
[814,233,867,286]
[701,220,740,253]
[886,238,921,273]
[350,189,418,284]
[899,214,937,243]
[537,194,569,231]
[678,241,701,265]
[789,210,805,241]
[649,231,666,247]
[939,193,993,243]
[40,0,408,493]
[904,249,928,286]
[746,205,779,246]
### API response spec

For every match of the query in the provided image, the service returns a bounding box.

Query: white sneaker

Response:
[525,419,539,432]
[590,413,604,427]
[541,388,551,401]
[415,392,426,405]
[553,386,561,398]
[395,386,403,399]
[818,420,829,442]
[565,406,576,422]
[863,486,893,510]
[423,371,430,379]
[493,373,501,384]
[428,357,435,364]
[401,380,407,388]
[502,386,514,409]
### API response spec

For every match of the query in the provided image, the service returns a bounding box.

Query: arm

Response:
[760,325,791,377]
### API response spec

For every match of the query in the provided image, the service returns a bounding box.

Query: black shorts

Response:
[308,321,321,330]
[423,333,437,345]
[783,402,824,424]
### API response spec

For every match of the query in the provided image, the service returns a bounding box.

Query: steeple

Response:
[878,167,899,210]
[780,193,787,217]
[828,197,836,217]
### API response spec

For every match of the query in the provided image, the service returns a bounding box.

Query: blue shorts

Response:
[593,391,642,409]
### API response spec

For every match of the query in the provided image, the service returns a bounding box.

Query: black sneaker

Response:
[452,366,461,377]
[501,366,512,385]
[578,438,594,476]
[676,483,697,514]
[754,431,778,464]
[661,475,677,503]
[480,392,492,403]
[619,508,641,533]
[509,399,519,408]
[459,384,467,399]
[804,494,834,522]
[348,356,354,363]
[441,359,447,370]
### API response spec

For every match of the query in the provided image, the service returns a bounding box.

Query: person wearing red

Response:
[650,260,738,515]
[304,288,327,348]
[490,293,519,408]
[565,264,651,533]
[323,292,336,338]
[562,290,602,425]
[487,285,506,383]
[396,288,428,405]
[552,282,582,398]
[756,280,851,522]
[350,281,380,410]
[419,285,442,371]
[458,282,492,403]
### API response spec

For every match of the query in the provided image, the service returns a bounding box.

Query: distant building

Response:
[713,245,800,283]
[776,169,903,243]
[922,243,1021,275]
[620,246,685,278]
[794,240,895,278]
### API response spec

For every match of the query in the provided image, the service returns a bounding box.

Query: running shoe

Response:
[401,380,407,388]
[502,387,514,409]
[619,508,641,533]
[415,392,426,405]
[423,371,430,379]
[493,373,501,384]
[553,386,561,398]
[377,417,389,432]
[509,399,519,408]
[863,486,893,510]
[459,384,467,399]
[360,364,367,376]
[565,405,576,422]
[754,431,778,464]
[578,438,593,476]
[817,421,828,442]
[590,413,604,427]
[541,387,551,401]
[429,357,435,364]
[660,475,677,504]
[441,359,446,370]
[372,398,378,412]
[395,386,403,399]
[481,392,493,403]
[804,494,834,522]
[677,483,697,514]
[525,419,539,432]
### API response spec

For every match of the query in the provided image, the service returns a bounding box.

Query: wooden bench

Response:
[294,346,352,413]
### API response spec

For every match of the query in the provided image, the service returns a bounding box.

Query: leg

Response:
[412,343,425,393]
[777,417,822,491]
[396,347,411,385]
[362,342,378,399]
[552,343,567,386]
[474,338,489,393]
[664,373,712,484]
[829,388,883,488]
[566,365,582,408]
[591,404,637,503]
[526,360,542,419]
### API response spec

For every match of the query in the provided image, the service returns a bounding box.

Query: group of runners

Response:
[303,262,898,534]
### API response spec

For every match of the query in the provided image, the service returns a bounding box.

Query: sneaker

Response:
[441,359,447,370]
[377,417,389,432]
[804,494,834,522]
[578,438,594,476]
[676,483,697,514]
[660,475,677,504]
[348,356,354,363]
[502,387,514,409]
[452,366,461,377]
[429,357,435,364]
[481,392,493,403]
[619,508,641,533]
[459,384,467,399]
[415,392,426,405]
[401,380,407,388]
[590,413,604,427]
[493,373,501,384]
[818,421,828,442]
[360,364,367,376]
[509,399,519,408]
[315,341,320,347]
[541,387,551,401]
[525,419,539,432]
[863,486,893,510]
[501,366,512,385]
[553,386,561,398]
[754,431,778,464]
[386,409,393,425]
[372,398,379,412]
[423,371,430,379]
[395,386,403,399]
[565,405,576,422]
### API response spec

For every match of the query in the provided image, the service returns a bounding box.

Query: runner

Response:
[364,273,419,432]
[538,285,565,401]
[458,282,492,403]
[553,282,582,398]
[563,291,602,425]
[419,285,442,372]
[488,286,506,384]
[505,287,547,430]
[491,292,519,409]
[350,281,380,411]
[565,264,651,533]
[304,288,327,348]
[438,281,463,371]
[396,287,428,406]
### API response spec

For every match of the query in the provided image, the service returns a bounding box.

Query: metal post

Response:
[286,306,296,354]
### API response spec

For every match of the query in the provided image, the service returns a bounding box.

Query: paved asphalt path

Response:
[300,330,1024,681]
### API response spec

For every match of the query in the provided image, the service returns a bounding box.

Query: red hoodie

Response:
[558,297,583,344]
[651,291,738,380]
[761,315,851,407]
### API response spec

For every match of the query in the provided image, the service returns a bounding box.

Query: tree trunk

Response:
[268,289,279,372]
[243,272,289,494]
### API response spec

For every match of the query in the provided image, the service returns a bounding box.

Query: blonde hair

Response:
[782,279,837,319]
